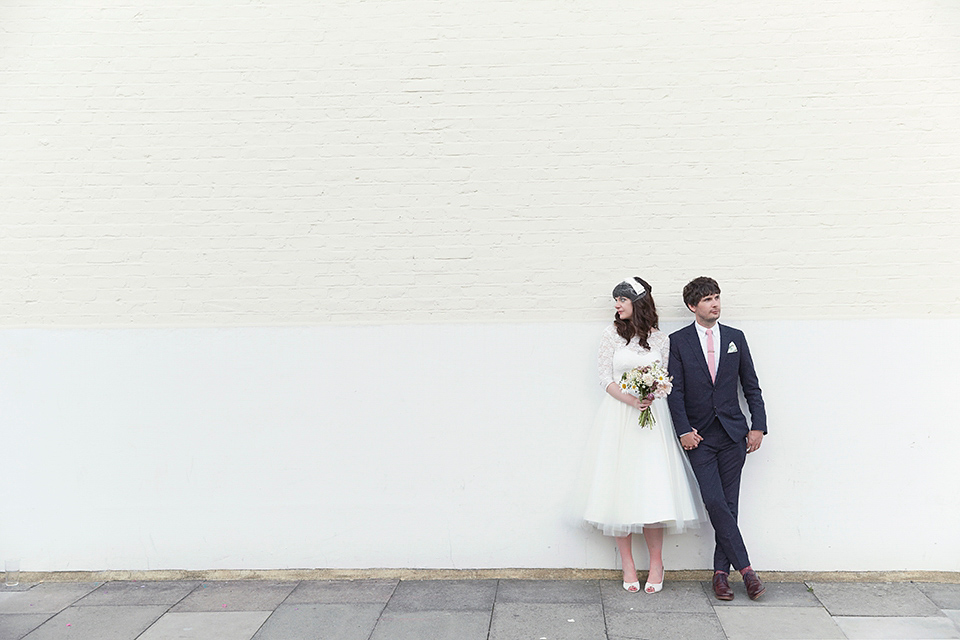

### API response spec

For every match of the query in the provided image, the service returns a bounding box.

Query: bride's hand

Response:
[605,383,653,410]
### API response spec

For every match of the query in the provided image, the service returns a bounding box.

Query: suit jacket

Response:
[667,322,767,442]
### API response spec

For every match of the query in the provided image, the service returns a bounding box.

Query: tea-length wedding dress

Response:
[577,325,705,536]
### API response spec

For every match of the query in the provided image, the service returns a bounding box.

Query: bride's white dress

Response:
[577,325,705,537]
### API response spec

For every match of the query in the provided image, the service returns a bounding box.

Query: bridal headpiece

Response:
[612,276,648,301]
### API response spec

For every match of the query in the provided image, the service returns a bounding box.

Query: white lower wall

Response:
[1,319,958,572]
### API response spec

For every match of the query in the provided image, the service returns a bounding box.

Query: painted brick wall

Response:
[2,1,959,325]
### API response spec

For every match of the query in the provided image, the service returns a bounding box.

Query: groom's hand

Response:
[746,430,764,453]
[680,430,701,451]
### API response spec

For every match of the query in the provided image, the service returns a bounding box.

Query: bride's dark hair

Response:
[613,277,659,350]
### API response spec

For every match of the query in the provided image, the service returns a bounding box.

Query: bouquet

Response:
[619,361,673,428]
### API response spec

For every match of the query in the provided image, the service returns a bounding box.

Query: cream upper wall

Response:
[2,0,959,325]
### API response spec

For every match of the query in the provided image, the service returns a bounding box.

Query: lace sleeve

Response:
[598,325,619,389]
[651,330,670,368]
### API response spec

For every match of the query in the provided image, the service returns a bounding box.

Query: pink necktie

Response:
[706,329,716,382]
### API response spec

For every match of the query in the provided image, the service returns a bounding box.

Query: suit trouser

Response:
[686,418,751,573]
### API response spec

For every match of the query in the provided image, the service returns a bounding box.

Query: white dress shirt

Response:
[694,321,720,376]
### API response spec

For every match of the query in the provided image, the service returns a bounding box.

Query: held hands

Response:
[680,430,702,451]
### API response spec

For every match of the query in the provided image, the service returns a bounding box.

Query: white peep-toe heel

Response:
[644,580,663,594]
[623,581,640,592]
[645,566,664,593]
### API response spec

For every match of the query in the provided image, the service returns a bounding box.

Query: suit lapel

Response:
[715,324,736,382]
[685,324,713,383]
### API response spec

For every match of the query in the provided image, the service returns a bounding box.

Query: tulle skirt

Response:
[573,395,706,537]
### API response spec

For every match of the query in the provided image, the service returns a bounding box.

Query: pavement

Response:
[2,577,960,640]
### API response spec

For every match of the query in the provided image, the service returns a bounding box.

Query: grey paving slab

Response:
[170,581,296,613]
[495,580,599,604]
[714,606,845,640]
[76,581,200,606]
[370,610,491,640]
[601,579,713,613]
[918,583,960,609]
[0,614,53,640]
[834,615,960,639]
[946,610,960,630]
[284,579,397,604]
[22,605,168,640]
[138,611,272,640]
[489,603,605,640]
[250,603,383,640]
[0,583,101,614]
[0,584,36,593]
[606,612,725,640]
[701,580,823,607]
[807,581,942,616]
[384,579,497,612]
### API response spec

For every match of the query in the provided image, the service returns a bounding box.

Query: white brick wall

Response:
[3,2,960,572]
[2,1,959,325]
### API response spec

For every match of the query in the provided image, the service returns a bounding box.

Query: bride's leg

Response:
[642,526,664,587]
[615,535,638,584]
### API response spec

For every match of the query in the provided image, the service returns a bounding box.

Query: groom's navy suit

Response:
[668,322,767,573]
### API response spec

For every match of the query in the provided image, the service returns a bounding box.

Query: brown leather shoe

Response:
[712,572,734,600]
[743,569,766,600]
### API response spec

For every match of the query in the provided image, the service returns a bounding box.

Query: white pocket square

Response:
[727,342,737,353]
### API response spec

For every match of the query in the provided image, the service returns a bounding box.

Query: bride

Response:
[577,276,704,593]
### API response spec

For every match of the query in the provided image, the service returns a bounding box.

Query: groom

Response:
[667,277,768,601]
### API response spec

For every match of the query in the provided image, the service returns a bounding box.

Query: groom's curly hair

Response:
[614,277,659,350]
[682,276,721,309]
